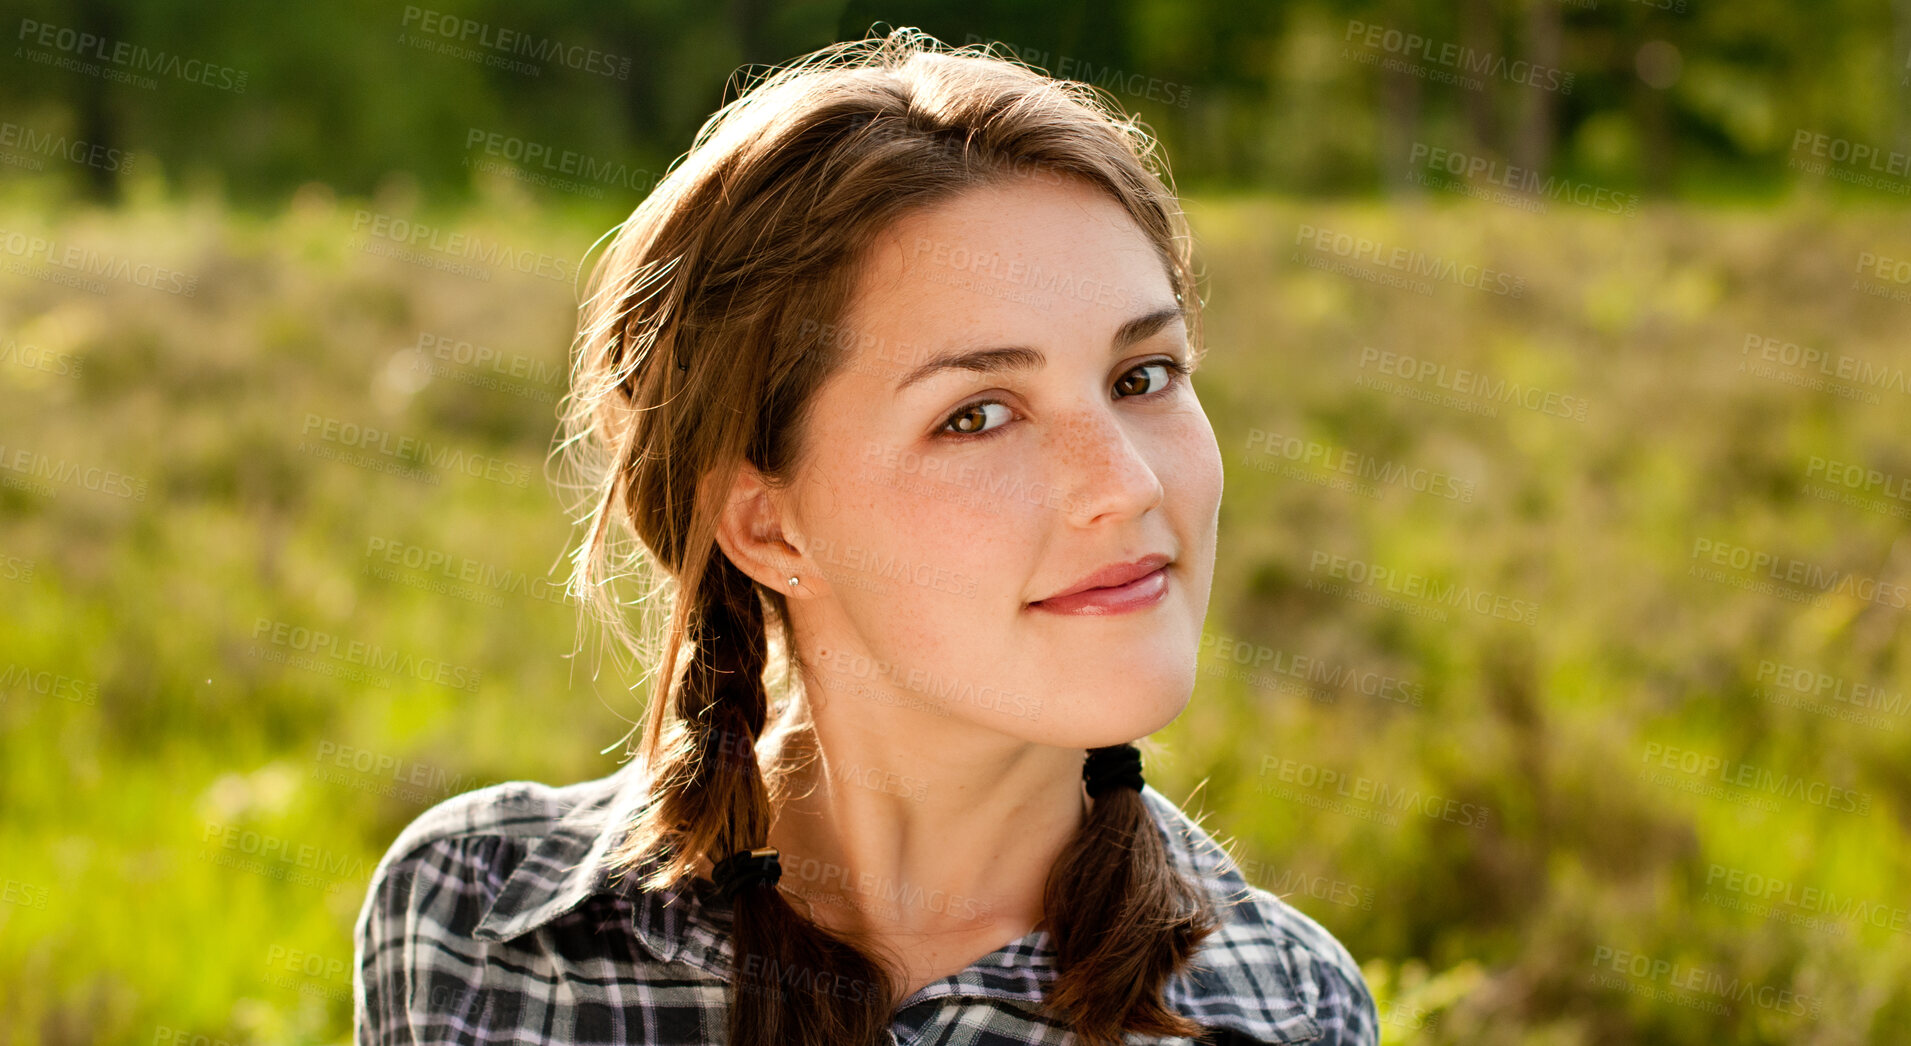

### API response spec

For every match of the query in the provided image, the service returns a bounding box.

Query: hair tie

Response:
[1083,743,1145,797]
[709,846,782,901]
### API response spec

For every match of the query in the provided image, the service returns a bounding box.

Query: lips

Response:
[1029,553,1173,615]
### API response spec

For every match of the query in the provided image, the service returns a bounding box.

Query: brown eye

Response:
[940,400,1012,438]
[1115,361,1180,398]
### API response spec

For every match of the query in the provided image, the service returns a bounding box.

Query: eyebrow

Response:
[893,305,1186,392]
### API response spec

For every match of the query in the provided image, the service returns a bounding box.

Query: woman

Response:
[355,27,1377,1046]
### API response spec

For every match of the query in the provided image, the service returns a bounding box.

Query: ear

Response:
[709,461,826,601]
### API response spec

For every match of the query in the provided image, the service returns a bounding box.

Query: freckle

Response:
[1051,414,1102,470]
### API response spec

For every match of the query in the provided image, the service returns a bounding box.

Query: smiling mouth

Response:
[1027,562,1172,616]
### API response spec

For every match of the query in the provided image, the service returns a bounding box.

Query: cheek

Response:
[1159,406,1224,523]
[809,440,1045,606]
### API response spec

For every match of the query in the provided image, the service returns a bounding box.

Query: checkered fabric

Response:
[354,757,1378,1045]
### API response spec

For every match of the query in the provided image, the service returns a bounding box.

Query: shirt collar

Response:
[472,759,1325,1044]
[471,756,700,963]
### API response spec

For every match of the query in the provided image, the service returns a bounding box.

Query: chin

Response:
[1039,677,1194,750]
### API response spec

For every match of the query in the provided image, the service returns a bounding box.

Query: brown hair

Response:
[555,25,1215,1046]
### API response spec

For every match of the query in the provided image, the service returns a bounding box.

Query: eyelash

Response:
[935,357,1194,443]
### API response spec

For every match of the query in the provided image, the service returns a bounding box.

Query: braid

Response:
[680,560,899,1045]
[1041,777,1218,1046]
[685,561,774,860]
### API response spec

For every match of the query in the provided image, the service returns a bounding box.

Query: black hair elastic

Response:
[1083,743,1146,798]
[709,846,782,902]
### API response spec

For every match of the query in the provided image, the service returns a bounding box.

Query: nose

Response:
[1045,401,1165,527]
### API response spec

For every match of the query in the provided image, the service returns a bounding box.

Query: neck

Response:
[758,675,1088,949]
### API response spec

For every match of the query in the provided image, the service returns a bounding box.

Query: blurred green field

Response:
[2,177,1908,1045]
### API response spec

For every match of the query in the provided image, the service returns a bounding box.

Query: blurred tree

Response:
[0,0,1900,206]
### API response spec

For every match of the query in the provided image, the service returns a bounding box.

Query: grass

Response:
[1,177,1906,1044]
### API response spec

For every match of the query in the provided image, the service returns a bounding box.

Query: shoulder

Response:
[1139,786,1380,1046]
[352,774,624,1044]
[352,773,617,955]
[376,778,580,865]
[354,759,643,924]
[357,778,574,915]
[353,781,569,968]
[1217,886,1379,1046]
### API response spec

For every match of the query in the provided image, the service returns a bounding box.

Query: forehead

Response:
[832,175,1175,377]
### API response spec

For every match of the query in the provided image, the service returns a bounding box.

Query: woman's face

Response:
[776,173,1223,749]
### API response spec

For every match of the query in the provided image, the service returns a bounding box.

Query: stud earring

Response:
[788,576,799,588]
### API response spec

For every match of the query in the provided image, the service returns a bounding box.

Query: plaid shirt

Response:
[353,758,1378,1045]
